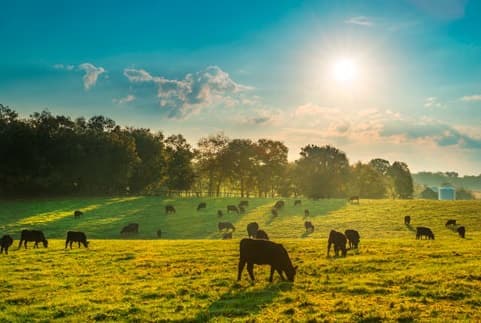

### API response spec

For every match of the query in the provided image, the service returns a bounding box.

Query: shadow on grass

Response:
[192,282,292,321]
[405,224,416,232]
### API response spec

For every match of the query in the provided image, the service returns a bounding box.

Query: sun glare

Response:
[331,58,358,84]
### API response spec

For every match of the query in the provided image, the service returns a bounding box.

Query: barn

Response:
[438,186,456,200]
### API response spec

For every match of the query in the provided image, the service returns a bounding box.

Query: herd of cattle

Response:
[404,215,467,239]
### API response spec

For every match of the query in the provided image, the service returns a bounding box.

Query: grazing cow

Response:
[457,226,466,238]
[445,219,457,226]
[227,205,239,214]
[255,230,269,240]
[247,222,259,238]
[157,229,162,238]
[238,205,246,214]
[165,205,176,214]
[0,235,13,254]
[416,227,435,240]
[327,230,347,257]
[197,202,207,211]
[304,209,310,217]
[237,238,297,282]
[239,200,249,207]
[217,210,224,218]
[222,232,233,240]
[218,222,235,232]
[294,200,302,206]
[18,230,48,249]
[273,200,285,209]
[404,215,411,225]
[304,221,314,233]
[345,229,360,249]
[271,208,278,217]
[348,196,360,204]
[65,231,89,249]
[121,223,139,235]
[74,210,83,218]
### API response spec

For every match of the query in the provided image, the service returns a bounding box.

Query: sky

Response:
[1,0,481,175]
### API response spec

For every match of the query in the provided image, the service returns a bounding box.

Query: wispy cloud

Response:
[54,62,105,90]
[424,97,442,108]
[460,94,481,102]
[113,94,136,104]
[345,16,374,27]
[123,66,253,118]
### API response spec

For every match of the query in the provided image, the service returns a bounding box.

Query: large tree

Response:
[389,161,414,199]
[164,134,195,191]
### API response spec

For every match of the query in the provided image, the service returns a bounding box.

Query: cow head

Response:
[43,239,48,248]
[286,265,298,282]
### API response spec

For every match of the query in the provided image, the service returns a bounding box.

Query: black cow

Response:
[227,205,239,214]
[247,222,259,238]
[74,210,83,218]
[197,202,207,211]
[218,222,235,232]
[273,200,285,209]
[65,231,89,249]
[165,205,176,214]
[222,232,233,240]
[294,200,302,206]
[348,196,360,204]
[217,210,224,218]
[271,208,278,217]
[445,219,457,226]
[457,226,466,238]
[237,238,297,282]
[304,221,314,233]
[18,230,48,249]
[239,200,249,207]
[121,223,139,235]
[345,229,360,249]
[157,229,162,238]
[304,209,310,217]
[404,215,411,225]
[238,205,246,214]
[0,235,13,254]
[255,230,269,240]
[327,230,347,257]
[416,227,435,240]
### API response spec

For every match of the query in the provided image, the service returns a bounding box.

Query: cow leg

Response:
[4,247,7,255]
[237,258,246,281]
[65,239,69,249]
[70,241,73,249]
[18,239,23,249]
[78,241,81,248]
[247,262,255,281]
[276,268,286,281]
[327,242,332,257]
[0,246,3,254]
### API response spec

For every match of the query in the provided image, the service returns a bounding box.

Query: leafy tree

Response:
[255,139,288,197]
[222,139,257,197]
[350,162,387,198]
[164,134,195,191]
[388,161,414,199]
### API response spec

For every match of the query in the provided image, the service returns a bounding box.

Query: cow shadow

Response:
[192,282,292,321]
[405,224,416,232]
[301,231,313,238]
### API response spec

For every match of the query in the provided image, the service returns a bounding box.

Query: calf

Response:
[404,215,411,225]
[327,230,347,257]
[445,219,457,226]
[304,221,314,233]
[255,230,269,240]
[246,222,259,238]
[18,230,48,249]
[74,210,83,218]
[239,200,249,207]
[197,202,207,211]
[121,223,139,235]
[165,205,176,214]
[218,222,235,232]
[273,200,285,209]
[457,226,466,238]
[65,231,89,249]
[227,205,239,214]
[416,226,435,240]
[345,229,360,249]
[294,200,302,206]
[304,209,310,217]
[237,238,297,282]
[217,210,224,218]
[348,196,360,204]
[0,235,13,255]
[222,232,233,240]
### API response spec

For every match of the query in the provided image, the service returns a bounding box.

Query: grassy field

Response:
[1,197,481,322]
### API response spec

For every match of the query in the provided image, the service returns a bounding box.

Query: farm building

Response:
[438,186,456,200]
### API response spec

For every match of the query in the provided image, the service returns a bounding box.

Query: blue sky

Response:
[1,0,481,175]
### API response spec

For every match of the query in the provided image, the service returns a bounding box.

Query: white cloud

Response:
[113,94,136,104]
[123,66,252,118]
[53,64,75,71]
[424,97,442,108]
[460,94,481,102]
[345,16,374,27]
[78,63,105,90]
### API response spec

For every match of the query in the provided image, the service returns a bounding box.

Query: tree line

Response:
[0,105,414,198]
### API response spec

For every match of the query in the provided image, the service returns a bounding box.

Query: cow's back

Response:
[240,238,280,264]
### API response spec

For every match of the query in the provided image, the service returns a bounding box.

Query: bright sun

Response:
[331,58,358,84]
